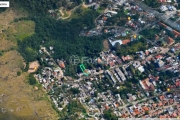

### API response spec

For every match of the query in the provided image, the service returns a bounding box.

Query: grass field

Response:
[4,20,35,43]
[0,8,58,120]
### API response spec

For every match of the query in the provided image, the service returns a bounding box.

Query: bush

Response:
[17,71,21,76]
[29,74,37,85]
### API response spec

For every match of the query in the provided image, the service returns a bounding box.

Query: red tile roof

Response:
[158,22,167,28]
[59,61,65,68]
[166,36,175,45]
[158,0,166,2]
[155,55,163,59]
[122,39,131,45]
[172,30,180,37]
[175,80,180,87]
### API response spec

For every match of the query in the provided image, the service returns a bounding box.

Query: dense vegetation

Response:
[13,0,103,76]
[104,109,118,120]
[115,38,148,56]
[58,100,86,120]
[143,0,161,8]
[29,74,37,85]
[16,0,82,16]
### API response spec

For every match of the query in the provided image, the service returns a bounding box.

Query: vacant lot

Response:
[103,40,110,50]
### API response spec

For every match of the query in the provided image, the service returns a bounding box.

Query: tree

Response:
[104,110,117,120]
[70,88,80,94]
[29,74,37,85]
[114,42,121,51]
[17,71,21,76]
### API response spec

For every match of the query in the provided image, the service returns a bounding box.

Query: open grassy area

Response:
[4,20,35,42]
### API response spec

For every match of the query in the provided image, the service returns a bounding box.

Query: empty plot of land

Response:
[103,39,110,50]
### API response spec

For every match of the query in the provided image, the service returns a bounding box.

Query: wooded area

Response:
[11,0,103,76]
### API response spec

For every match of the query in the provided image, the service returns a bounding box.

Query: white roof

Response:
[138,66,145,73]
[111,40,122,46]
[160,5,168,11]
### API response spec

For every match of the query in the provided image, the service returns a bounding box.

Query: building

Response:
[59,61,65,68]
[138,66,145,73]
[115,68,126,81]
[106,70,116,85]
[109,39,122,46]
[122,39,131,45]
[157,60,164,67]
[166,37,175,46]
[139,78,155,90]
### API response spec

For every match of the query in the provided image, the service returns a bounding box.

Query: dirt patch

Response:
[103,39,110,50]
[28,61,40,73]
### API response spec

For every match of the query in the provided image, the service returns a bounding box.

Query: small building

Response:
[157,60,164,67]
[138,66,145,73]
[59,61,65,69]
[166,36,175,46]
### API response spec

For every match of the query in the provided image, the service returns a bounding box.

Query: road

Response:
[57,3,82,20]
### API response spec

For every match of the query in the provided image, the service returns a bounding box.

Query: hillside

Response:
[0,8,58,120]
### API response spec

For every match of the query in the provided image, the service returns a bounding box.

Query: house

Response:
[166,36,175,46]
[157,60,164,67]
[172,30,180,37]
[158,22,167,28]
[138,66,145,73]
[158,0,166,2]
[121,55,132,61]
[59,61,65,68]
[121,32,127,37]
[122,39,131,45]
[139,78,155,90]
[133,61,141,68]
[160,5,168,11]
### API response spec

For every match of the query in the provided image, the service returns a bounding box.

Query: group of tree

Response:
[115,38,148,56]
[58,100,86,120]
[14,0,103,75]
[143,0,161,8]
[29,74,37,85]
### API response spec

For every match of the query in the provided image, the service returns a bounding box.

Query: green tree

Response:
[29,74,37,85]
[70,88,80,94]
[17,71,21,76]
[104,109,118,120]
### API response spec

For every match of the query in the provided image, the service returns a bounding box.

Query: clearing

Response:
[103,40,110,50]
[28,61,40,73]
